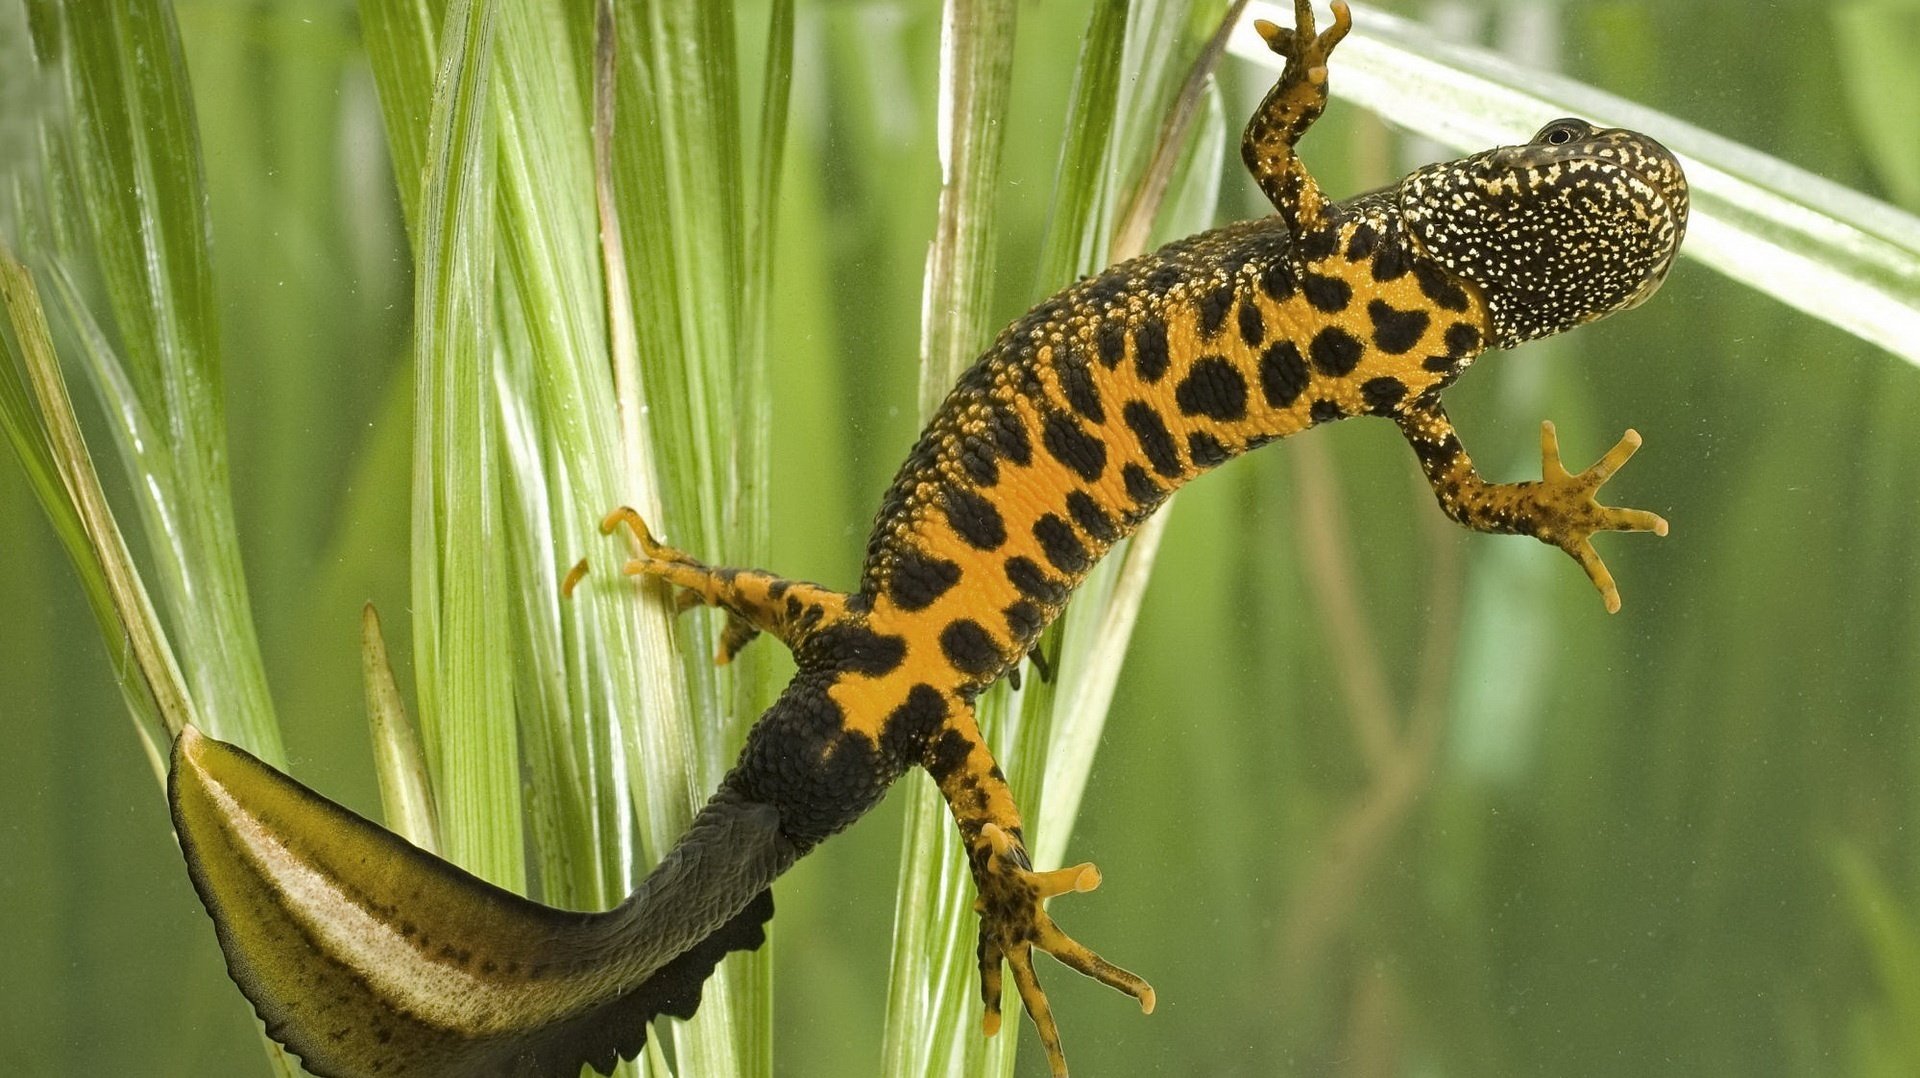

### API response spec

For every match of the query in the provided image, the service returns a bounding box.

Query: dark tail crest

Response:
[510,889,775,1076]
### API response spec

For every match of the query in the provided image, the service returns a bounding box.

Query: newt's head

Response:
[1399,118,1689,349]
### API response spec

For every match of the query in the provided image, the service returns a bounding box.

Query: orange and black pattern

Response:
[170,5,1690,1076]
[612,3,1691,1074]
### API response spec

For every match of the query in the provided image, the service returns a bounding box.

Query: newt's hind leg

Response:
[1242,0,1352,235]
[591,507,850,661]
[928,706,1154,1077]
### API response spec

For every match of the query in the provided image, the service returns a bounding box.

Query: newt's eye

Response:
[1536,119,1589,146]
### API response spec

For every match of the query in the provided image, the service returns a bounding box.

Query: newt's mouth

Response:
[1610,149,1690,308]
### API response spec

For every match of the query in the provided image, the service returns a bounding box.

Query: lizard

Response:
[168,2,1688,1075]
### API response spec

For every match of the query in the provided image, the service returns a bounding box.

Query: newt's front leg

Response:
[1395,399,1669,612]
[585,506,850,661]
[1242,0,1352,236]
[928,706,1155,1076]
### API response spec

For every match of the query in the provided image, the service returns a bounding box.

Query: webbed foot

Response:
[1527,421,1668,613]
[973,823,1154,1077]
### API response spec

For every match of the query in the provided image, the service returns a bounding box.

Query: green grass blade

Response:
[30,0,283,759]
[488,0,635,916]
[1230,1,1920,364]
[912,0,1020,415]
[879,0,1020,1070]
[408,0,521,888]
[737,0,793,578]
[358,0,444,239]
[361,602,441,853]
[0,251,185,762]
[622,0,746,573]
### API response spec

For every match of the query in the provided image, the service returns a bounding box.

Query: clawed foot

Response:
[1253,0,1352,85]
[604,507,765,661]
[560,506,672,598]
[973,823,1154,1077]
[563,507,760,661]
[1530,421,1668,613]
[600,505,673,563]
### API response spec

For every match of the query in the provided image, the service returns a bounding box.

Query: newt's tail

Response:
[169,725,794,1078]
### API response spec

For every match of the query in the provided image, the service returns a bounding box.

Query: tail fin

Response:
[169,725,793,1078]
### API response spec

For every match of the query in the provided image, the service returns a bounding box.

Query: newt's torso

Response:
[863,202,1491,691]
[732,201,1495,845]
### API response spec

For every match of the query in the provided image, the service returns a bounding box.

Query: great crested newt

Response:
[168,3,1688,1075]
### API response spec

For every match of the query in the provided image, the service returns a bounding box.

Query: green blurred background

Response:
[4,0,1919,1075]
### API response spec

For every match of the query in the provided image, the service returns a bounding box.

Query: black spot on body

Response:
[1134,317,1171,383]
[1422,354,1456,372]
[1174,356,1249,421]
[1445,322,1482,357]
[940,619,1004,679]
[1413,261,1470,311]
[768,579,791,600]
[1299,228,1339,260]
[960,439,999,486]
[1302,272,1352,313]
[925,729,973,781]
[1370,229,1411,280]
[943,486,1007,550]
[1004,555,1066,605]
[1081,269,1127,310]
[1041,412,1107,482]
[886,549,962,611]
[1309,399,1346,424]
[988,404,1032,466]
[1095,321,1127,368]
[732,673,892,842]
[1004,600,1045,643]
[1187,431,1230,468]
[1198,284,1234,338]
[1259,340,1310,408]
[1144,264,1181,295]
[808,623,907,676]
[1361,377,1409,414]
[1033,514,1091,575]
[1258,255,1295,301]
[1121,464,1166,518]
[1367,298,1431,354]
[1309,326,1363,376]
[1409,429,1457,468]
[1065,489,1119,544]
[1237,301,1265,346]
[1123,400,1183,478]
[1345,224,1378,260]
[879,684,948,764]
[1054,344,1105,423]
